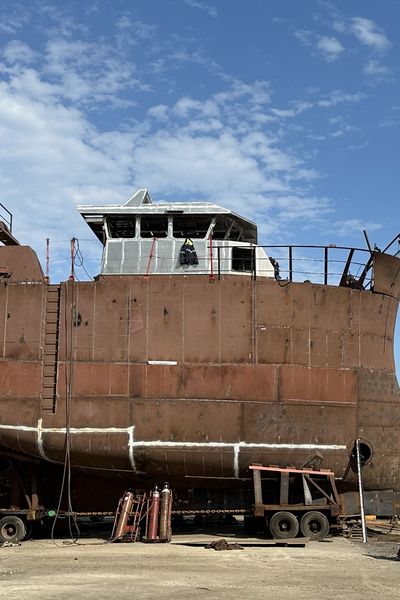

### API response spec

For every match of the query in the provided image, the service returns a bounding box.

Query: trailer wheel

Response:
[0,516,27,543]
[268,511,299,539]
[300,511,329,541]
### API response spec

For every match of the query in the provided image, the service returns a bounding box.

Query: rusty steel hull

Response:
[0,247,399,500]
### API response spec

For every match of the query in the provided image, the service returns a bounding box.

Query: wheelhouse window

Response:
[232,246,254,272]
[140,215,168,238]
[212,217,243,241]
[107,217,136,238]
[173,215,212,238]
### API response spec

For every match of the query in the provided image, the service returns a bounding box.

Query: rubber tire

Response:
[300,511,330,541]
[268,511,299,539]
[0,516,27,543]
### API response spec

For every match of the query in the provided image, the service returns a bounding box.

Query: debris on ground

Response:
[1,541,21,548]
[205,539,244,551]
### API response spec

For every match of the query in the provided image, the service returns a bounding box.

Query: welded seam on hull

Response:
[37,418,48,460]
[0,422,136,471]
[128,440,346,450]
[127,426,136,473]
[129,440,347,479]
[0,423,345,478]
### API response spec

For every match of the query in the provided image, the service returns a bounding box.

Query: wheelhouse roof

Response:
[78,188,258,243]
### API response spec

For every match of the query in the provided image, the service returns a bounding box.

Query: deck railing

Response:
[216,244,375,288]
[0,203,12,232]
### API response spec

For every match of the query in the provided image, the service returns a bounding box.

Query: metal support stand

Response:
[356,439,368,543]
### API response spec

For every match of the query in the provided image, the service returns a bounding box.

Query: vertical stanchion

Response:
[324,247,328,285]
[45,238,50,283]
[69,238,76,281]
[209,234,214,280]
[356,438,368,543]
[289,246,293,282]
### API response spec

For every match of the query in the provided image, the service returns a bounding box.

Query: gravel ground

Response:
[1,531,399,600]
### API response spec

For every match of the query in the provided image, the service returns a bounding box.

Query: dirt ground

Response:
[1,532,399,600]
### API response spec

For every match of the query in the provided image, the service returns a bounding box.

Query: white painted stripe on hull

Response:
[0,422,346,478]
[129,440,347,478]
[128,441,346,450]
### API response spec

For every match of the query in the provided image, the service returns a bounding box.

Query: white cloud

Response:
[0,68,136,264]
[295,30,344,63]
[0,4,376,280]
[364,59,390,77]
[331,124,357,138]
[3,40,35,64]
[348,141,368,150]
[317,36,344,62]
[294,29,313,46]
[274,195,333,222]
[0,55,337,272]
[183,0,218,18]
[316,91,364,108]
[43,38,144,107]
[351,17,390,51]
[270,91,362,124]
[332,219,382,237]
[0,9,29,35]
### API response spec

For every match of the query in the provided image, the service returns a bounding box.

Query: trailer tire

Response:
[268,511,299,539]
[0,516,27,543]
[300,511,329,541]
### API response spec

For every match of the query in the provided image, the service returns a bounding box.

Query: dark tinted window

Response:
[212,217,243,241]
[232,246,254,272]
[140,216,168,238]
[173,215,212,238]
[108,217,136,238]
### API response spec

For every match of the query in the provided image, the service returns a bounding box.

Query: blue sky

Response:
[0,0,399,369]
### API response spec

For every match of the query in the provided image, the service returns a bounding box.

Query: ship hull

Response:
[0,250,400,504]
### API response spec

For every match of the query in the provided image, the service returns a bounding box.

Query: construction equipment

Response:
[144,483,173,543]
[111,490,146,542]
[250,463,341,541]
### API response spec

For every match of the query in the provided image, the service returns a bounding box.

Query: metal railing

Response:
[216,244,374,288]
[0,203,12,232]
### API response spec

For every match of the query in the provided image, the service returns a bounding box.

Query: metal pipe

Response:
[288,246,293,282]
[356,439,368,544]
[382,233,400,254]
[363,230,373,253]
[147,485,160,540]
[217,246,221,280]
[324,247,328,285]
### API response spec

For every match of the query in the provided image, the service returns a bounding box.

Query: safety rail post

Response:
[252,246,257,281]
[0,203,12,232]
[217,246,221,280]
[209,234,215,280]
[324,247,328,285]
[288,246,293,282]
[45,238,50,283]
[69,238,76,281]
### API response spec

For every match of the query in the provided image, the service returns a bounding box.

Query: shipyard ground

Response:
[1,532,399,599]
